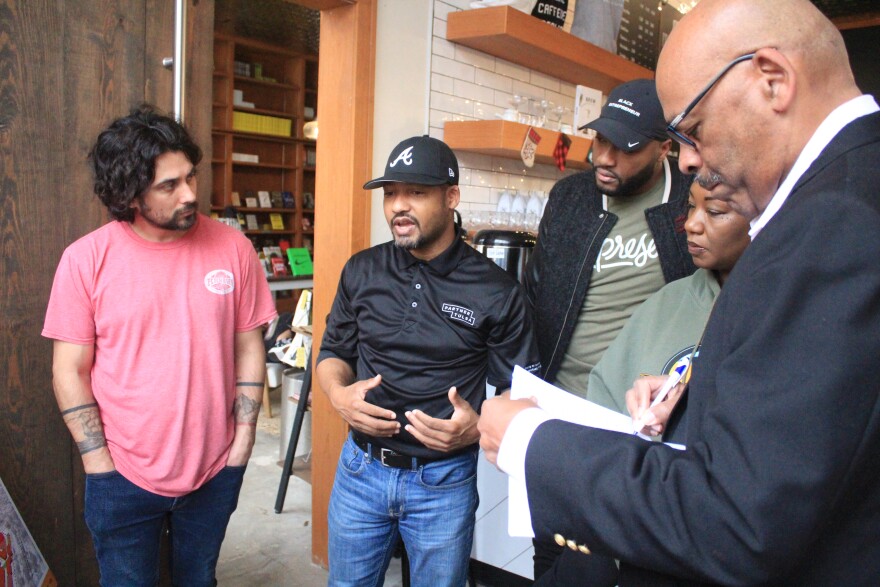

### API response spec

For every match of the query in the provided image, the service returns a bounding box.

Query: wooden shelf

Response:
[444,120,591,170]
[212,206,298,213]
[446,6,652,94]
[234,105,296,119]
[232,161,297,171]
[244,229,297,235]
[215,129,298,144]
[234,75,299,91]
[213,31,318,295]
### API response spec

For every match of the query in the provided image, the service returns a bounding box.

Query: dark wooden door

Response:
[0,1,213,584]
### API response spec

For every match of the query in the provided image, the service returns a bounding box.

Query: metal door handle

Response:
[162,0,187,121]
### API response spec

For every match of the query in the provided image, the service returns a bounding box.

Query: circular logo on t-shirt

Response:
[661,346,695,379]
[204,269,235,295]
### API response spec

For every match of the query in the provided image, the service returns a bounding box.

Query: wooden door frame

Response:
[309,0,377,568]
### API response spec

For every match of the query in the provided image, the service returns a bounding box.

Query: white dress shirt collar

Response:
[749,95,880,239]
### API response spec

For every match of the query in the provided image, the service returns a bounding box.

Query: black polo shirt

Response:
[317,231,541,459]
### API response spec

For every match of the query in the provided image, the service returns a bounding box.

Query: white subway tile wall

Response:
[431,0,584,216]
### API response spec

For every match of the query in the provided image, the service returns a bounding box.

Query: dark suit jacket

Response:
[525,110,880,586]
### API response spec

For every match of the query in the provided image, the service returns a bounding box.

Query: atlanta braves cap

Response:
[363,135,459,190]
[581,78,668,153]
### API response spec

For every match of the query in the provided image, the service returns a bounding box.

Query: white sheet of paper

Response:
[507,366,651,537]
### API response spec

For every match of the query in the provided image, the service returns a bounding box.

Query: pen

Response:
[633,358,690,435]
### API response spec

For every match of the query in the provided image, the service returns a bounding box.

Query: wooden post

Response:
[310,0,377,568]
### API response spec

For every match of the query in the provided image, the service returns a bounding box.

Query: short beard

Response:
[390,212,447,252]
[139,200,198,231]
[393,234,425,251]
[597,159,658,199]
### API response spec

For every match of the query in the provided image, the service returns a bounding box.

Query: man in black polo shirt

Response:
[317,135,541,586]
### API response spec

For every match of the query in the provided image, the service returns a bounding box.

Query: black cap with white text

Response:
[581,79,668,153]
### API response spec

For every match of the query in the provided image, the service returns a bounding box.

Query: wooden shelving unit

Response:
[446,6,653,95]
[444,120,591,170]
[211,33,318,263]
[443,6,653,168]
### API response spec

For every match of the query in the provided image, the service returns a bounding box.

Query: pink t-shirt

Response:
[42,215,277,496]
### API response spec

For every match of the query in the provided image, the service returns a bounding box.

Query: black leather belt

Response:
[352,434,437,469]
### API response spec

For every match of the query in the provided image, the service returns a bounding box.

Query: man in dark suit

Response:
[478,0,880,584]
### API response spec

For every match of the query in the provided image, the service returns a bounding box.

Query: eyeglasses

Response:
[666,53,756,148]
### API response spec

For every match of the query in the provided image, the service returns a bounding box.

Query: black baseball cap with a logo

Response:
[581,79,668,153]
[363,135,459,189]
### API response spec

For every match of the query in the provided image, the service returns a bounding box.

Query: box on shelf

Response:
[233,111,292,137]
[234,60,250,77]
[232,152,259,163]
[574,85,603,139]
[287,248,313,276]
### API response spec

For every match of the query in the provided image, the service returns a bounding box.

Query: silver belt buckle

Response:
[380,447,395,466]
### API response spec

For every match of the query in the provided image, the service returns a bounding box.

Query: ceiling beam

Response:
[283,0,356,10]
[832,10,880,30]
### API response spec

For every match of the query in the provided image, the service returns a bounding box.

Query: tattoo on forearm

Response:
[234,394,261,425]
[60,402,98,415]
[235,381,263,387]
[63,407,107,455]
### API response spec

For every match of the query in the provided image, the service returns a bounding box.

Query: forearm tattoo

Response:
[234,394,261,426]
[62,404,107,455]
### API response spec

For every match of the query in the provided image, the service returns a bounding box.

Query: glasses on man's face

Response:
[666,53,756,148]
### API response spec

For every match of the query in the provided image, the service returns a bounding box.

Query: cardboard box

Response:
[573,85,603,139]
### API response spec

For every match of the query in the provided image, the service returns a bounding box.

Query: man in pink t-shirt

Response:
[42,106,276,586]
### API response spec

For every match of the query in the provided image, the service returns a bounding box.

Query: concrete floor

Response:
[216,389,403,586]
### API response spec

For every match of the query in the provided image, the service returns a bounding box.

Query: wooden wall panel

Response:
[62,4,149,582]
[310,0,376,567]
[0,1,214,583]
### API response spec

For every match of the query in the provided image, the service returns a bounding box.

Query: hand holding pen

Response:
[628,359,690,437]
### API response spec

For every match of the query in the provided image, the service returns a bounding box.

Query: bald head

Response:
[658,0,855,118]
[655,0,861,216]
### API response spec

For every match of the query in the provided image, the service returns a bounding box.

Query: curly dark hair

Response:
[89,104,202,221]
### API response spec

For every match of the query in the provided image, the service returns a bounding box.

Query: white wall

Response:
[371,0,585,244]
[370,0,434,245]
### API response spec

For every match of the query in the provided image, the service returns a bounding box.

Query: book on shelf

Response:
[245,214,259,231]
[245,196,258,208]
[269,213,285,230]
[232,152,259,163]
[258,190,272,208]
[230,191,242,207]
[281,191,295,208]
[262,245,284,259]
[271,256,290,276]
[287,247,313,276]
[270,191,284,208]
[574,85,603,139]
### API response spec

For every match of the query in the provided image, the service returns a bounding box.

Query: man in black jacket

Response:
[480,0,880,584]
[524,79,695,583]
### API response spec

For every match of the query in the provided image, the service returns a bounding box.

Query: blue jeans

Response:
[328,435,479,587]
[84,465,246,587]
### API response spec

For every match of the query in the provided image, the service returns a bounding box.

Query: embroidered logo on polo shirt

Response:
[204,269,235,295]
[442,303,475,326]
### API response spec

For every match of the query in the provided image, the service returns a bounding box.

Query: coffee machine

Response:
[472,229,537,284]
